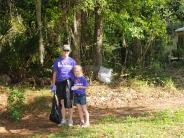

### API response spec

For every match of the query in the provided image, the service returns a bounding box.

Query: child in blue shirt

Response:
[72,65,90,127]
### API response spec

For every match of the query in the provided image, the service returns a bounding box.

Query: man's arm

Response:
[50,72,57,93]
[52,72,56,85]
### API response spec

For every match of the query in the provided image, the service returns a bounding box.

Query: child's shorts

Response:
[74,94,86,105]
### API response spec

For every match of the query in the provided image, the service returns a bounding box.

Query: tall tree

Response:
[80,11,93,64]
[35,0,44,64]
[94,2,103,77]
[70,11,81,63]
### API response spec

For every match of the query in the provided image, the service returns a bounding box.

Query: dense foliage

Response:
[0,0,183,84]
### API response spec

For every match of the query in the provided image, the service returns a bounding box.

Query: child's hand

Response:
[75,86,81,89]
[71,86,81,90]
[71,86,77,90]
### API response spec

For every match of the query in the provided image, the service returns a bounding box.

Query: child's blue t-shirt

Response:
[73,76,88,94]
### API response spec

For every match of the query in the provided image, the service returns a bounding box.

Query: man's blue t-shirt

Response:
[73,76,88,94]
[53,56,76,82]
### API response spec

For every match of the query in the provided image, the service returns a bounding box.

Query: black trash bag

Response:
[49,93,62,124]
[64,79,74,108]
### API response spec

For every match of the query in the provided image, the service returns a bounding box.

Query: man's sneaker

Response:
[68,120,73,127]
[58,119,66,126]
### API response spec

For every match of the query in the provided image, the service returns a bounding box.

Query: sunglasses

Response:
[63,50,70,52]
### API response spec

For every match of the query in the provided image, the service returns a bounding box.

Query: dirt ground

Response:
[0,84,184,138]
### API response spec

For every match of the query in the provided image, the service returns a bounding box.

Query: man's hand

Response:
[51,85,56,93]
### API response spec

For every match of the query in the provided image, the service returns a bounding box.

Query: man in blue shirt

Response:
[51,44,76,126]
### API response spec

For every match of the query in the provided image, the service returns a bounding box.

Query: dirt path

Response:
[0,86,184,138]
[1,97,184,138]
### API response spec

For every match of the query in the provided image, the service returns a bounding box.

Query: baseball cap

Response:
[62,44,71,51]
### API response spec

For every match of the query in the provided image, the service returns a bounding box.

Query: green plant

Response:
[7,88,25,121]
[164,77,176,90]
[150,62,161,71]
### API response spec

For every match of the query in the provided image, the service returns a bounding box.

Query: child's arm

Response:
[77,86,87,89]
[74,77,88,90]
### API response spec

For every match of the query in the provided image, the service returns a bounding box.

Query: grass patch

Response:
[128,68,174,87]
[45,108,184,138]
[110,67,181,93]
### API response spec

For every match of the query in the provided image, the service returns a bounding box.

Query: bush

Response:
[150,62,161,71]
[7,88,25,121]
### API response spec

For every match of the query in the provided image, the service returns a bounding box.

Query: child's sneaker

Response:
[82,123,90,128]
[68,120,73,127]
[80,121,85,127]
[58,119,66,126]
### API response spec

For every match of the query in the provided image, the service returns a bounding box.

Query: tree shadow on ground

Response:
[0,95,152,138]
[23,95,52,112]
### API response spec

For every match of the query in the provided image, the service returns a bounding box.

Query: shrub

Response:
[7,88,25,121]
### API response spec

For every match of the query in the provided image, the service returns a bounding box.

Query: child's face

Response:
[74,67,82,77]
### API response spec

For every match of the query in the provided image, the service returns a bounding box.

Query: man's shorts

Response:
[74,94,87,105]
[56,79,73,108]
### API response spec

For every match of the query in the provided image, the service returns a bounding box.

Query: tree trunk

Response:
[80,11,93,65]
[35,0,44,65]
[131,38,141,67]
[94,3,103,77]
[139,37,154,67]
[80,11,87,64]
[70,11,81,64]
[7,0,12,18]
